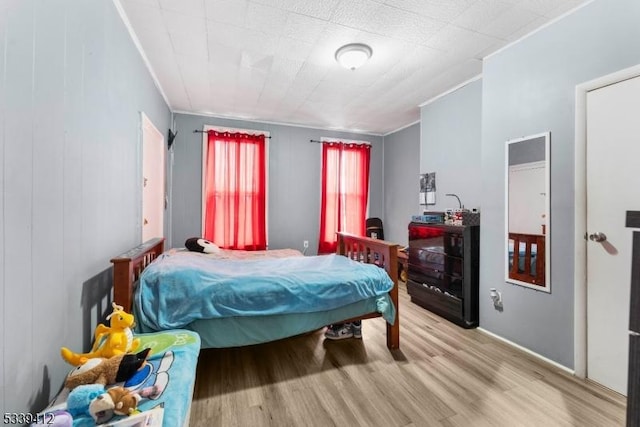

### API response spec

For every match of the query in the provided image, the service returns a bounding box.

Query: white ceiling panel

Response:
[283,13,327,43]
[170,30,208,58]
[427,24,503,59]
[504,0,574,16]
[275,37,314,62]
[159,0,205,17]
[331,0,386,31]
[120,0,591,134]
[543,0,586,18]
[366,4,445,44]
[250,0,339,20]
[453,0,516,32]
[209,62,240,87]
[384,0,476,21]
[204,0,248,26]
[207,22,279,56]
[292,62,329,87]
[244,2,288,37]
[505,14,548,41]
[207,42,242,67]
[162,10,207,38]
[479,6,542,39]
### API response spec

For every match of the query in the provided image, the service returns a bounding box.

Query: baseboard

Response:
[477,327,575,376]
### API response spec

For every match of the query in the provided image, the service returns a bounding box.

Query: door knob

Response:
[589,232,607,242]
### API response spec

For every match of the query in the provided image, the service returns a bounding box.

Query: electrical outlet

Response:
[303,240,309,248]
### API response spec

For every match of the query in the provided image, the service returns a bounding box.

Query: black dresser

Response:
[406,222,480,328]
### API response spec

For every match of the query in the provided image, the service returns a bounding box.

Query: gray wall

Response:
[481,0,640,368]
[170,114,384,254]
[0,0,171,415]
[420,79,483,213]
[382,123,421,247]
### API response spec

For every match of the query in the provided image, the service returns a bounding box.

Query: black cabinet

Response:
[627,230,640,427]
[406,222,480,328]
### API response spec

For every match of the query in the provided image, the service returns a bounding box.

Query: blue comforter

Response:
[136,252,394,330]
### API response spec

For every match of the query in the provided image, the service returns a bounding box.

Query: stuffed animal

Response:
[61,302,141,366]
[106,386,140,416]
[64,348,151,390]
[185,237,220,254]
[67,384,115,425]
[108,385,163,417]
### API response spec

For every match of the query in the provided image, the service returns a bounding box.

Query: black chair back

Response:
[366,217,384,240]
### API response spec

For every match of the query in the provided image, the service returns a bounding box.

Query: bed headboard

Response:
[111,237,165,313]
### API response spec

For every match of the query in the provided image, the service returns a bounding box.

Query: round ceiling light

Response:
[335,43,373,70]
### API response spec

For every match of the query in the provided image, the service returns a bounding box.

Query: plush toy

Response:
[105,386,140,416]
[67,384,114,425]
[185,237,220,254]
[105,385,162,418]
[64,348,151,390]
[61,302,141,366]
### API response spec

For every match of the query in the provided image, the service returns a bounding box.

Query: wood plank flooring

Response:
[189,282,626,426]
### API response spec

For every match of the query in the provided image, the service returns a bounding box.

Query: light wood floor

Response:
[189,282,626,426]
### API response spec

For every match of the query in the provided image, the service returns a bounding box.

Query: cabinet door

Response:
[628,334,640,427]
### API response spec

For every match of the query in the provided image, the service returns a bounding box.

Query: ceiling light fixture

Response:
[335,43,372,70]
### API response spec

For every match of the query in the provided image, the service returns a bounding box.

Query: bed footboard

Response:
[337,232,400,350]
[111,237,165,313]
[508,232,545,287]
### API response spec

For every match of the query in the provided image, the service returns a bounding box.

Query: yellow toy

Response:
[61,302,141,366]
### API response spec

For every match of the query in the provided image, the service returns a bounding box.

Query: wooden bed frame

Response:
[508,232,546,287]
[110,232,400,350]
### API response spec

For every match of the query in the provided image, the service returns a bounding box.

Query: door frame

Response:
[574,63,640,379]
[140,112,165,241]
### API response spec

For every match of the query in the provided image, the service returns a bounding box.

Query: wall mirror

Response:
[505,132,550,293]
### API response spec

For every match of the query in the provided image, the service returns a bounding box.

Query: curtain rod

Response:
[193,130,271,138]
[309,139,370,145]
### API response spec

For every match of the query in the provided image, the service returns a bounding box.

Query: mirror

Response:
[505,132,550,292]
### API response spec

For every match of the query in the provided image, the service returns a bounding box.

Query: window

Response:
[202,127,268,250]
[318,140,371,254]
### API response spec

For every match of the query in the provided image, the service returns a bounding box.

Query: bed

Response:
[508,232,545,287]
[111,232,400,350]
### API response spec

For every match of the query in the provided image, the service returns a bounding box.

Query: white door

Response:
[141,113,165,242]
[586,75,640,395]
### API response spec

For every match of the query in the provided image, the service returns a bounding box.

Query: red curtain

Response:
[318,142,371,254]
[203,131,266,250]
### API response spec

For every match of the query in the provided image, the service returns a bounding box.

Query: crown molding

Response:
[172,110,384,137]
[418,74,483,108]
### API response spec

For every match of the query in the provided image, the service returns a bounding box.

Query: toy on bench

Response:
[61,302,141,366]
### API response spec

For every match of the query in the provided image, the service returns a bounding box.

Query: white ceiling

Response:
[120,0,588,135]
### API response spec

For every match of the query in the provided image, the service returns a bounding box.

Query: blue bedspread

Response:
[136,252,394,331]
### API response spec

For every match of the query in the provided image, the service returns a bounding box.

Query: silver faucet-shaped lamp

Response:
[445,193,462,209]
